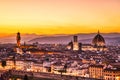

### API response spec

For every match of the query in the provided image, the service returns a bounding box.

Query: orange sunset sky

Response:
[0,0,120,36]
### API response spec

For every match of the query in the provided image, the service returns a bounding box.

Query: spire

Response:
[98,30,100,34]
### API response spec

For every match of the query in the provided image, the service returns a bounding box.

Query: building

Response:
[89,65,104,79]
[67,31,107,51]
[67,35,80,51]
[89,64,120,80]
[15,32,23,54]
[92,31,106,51]
[82,31,107,51]
[103,68,120,80]
[67,41,73,50]
[43,58,51,72]
[16,32,21,47]
[73,35,79,51]
[15,32,37,54]
[82,59,96,64]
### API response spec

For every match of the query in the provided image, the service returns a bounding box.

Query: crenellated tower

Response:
[16,32,21,47]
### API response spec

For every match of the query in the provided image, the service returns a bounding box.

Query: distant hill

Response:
[29,33,120,45]
[29,35,72,44]
[0,33,120,45]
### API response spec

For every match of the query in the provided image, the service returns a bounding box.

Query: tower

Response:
[16,32,21,47]
[74,36,78,42]
[73,35,79,51]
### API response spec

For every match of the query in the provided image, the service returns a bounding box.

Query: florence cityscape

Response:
[0,0,120,80]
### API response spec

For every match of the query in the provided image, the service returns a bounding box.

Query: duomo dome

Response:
[92,31,105,46]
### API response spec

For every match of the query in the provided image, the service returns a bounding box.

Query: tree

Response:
[10,75,17,80]
[1,60,6,68]
[64,64,67,73]
[58,69,66,77]
[58,70,63,77]
[12,55,16,68]
[24,74,28,80]
[58,64,68,77]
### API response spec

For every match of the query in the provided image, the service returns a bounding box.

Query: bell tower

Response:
[73,35,79,51]
[16,32,21,47]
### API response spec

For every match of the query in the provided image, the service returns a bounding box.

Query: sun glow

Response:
[0,0,120,36]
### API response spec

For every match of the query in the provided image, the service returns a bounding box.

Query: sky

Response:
[0,0,120,36]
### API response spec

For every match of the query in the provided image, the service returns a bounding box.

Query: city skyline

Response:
[0,1,120,79]
[0,0,120,36]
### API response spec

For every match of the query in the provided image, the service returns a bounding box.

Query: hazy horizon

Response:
[0,32,120,44]
[0,32,120,38]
